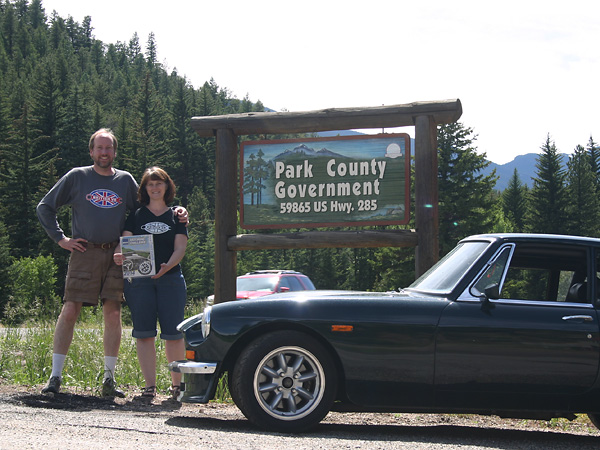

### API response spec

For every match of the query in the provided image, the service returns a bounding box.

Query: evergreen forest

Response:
[1,0,600,324]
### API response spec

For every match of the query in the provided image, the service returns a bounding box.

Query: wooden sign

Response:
[240,133,410,229]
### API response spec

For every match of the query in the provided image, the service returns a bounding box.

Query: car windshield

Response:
[237,276,279,292]
[408,241,490,294]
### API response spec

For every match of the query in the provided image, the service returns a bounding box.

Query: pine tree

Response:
[167,77,195,203]
[437,122,498,255]
[181,186,214,300]
[565,145,600,237]
[56,84,92,173]
[0,103,55,257]
[254,149,268,205]
[587,136,600,189]
[30,55,61,152]
[145,31,157,67]
[129,70,166,177]
[527,134,568,234]
[243,152,258,205]
[502,168,528,232]
[197,81,214,116]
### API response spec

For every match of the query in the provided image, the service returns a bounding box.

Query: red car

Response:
[236,270,316,299]
[206,270,316,305]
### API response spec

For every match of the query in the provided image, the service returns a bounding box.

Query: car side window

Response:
[278,277,292,291]
[299,276,316,290]
[472,246,511,296]
[286,276,304,291]
[502,268,577,301]
[496,243,588,303]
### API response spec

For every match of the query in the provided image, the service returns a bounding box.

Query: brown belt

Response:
[82,241,119,249]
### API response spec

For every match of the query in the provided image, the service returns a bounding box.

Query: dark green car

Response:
[170,234,600,432]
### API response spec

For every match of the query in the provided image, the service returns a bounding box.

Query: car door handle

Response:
[562,315,594,322]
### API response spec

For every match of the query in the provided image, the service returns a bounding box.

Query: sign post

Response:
[189,100,462,304]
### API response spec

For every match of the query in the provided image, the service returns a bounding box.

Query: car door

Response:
[434,242,600,410]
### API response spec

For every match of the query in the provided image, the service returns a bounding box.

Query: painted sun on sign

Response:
[240,133,411,229]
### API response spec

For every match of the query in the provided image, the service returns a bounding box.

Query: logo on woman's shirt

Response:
[86,189,122,208]
[142,222,171,234]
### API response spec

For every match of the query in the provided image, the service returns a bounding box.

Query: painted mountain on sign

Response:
[271,144,346,161]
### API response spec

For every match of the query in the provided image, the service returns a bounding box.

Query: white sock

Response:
[104,356,118,380]
[51,354,67,378]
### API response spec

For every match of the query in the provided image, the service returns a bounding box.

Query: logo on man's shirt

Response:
[142,222,171,234]
[86,189,123,208]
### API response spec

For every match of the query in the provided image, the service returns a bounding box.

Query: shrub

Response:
[3,255,61,325]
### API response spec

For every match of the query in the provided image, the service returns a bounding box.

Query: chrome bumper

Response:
[168,360,217,374]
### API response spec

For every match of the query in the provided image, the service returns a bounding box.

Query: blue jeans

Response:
[124,271,187,340]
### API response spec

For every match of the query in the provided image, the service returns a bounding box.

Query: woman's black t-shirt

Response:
[124,207,188,275]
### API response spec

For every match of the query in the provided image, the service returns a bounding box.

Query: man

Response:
[36,128,186,397]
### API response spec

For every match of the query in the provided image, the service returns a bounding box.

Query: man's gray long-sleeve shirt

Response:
[36,166,139,244]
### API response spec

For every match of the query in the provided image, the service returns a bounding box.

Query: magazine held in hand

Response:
[120,235,156,277]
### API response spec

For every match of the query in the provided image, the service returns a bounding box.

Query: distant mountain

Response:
[483,153,569,191]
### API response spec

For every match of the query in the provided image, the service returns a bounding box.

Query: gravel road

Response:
[1,384,599,450]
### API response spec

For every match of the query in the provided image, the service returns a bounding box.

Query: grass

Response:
[0,300,231,399]
[0,324,162,393]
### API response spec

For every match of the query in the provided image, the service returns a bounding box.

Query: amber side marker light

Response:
[186,350,196,360]
[331,325,354,332]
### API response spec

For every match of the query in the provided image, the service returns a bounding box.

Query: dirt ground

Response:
[0,381,599,450]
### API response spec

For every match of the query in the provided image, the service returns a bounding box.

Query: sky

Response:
[41,0,600,164]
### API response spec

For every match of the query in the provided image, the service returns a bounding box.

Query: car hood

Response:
[250,289,410,301]
[207,289,451,336]
[208,290,449,318]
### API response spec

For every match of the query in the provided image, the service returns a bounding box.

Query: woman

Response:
[113,167,188,399]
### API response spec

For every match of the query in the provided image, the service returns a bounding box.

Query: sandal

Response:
[141,386,156,398]
[169,385,181,401]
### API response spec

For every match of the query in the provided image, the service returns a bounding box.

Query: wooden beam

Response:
[191,99,462,137]
[213,129,238,304]
[228,230,418,251]
[414,115,439,276]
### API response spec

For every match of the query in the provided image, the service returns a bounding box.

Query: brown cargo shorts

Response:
[64,246,124,306]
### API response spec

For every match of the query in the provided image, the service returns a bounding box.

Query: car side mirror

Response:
[279,287,290,293]
[483,283,500,300]
[479,283,500,308]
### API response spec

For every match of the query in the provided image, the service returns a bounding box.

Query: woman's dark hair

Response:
[138,166,176,205]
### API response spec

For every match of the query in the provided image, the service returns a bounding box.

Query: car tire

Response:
[588,413,600,431]
[123,260,133,271]
[230,330,337,432]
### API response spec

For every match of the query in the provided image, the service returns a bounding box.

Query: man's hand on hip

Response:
[58,237,88,253]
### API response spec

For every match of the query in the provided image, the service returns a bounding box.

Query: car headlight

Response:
[176,307,211,338]
[201,306,211,338]
[177,313,203,332]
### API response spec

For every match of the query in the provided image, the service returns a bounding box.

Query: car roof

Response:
[241,270,306,276]
[462,233,600,246]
